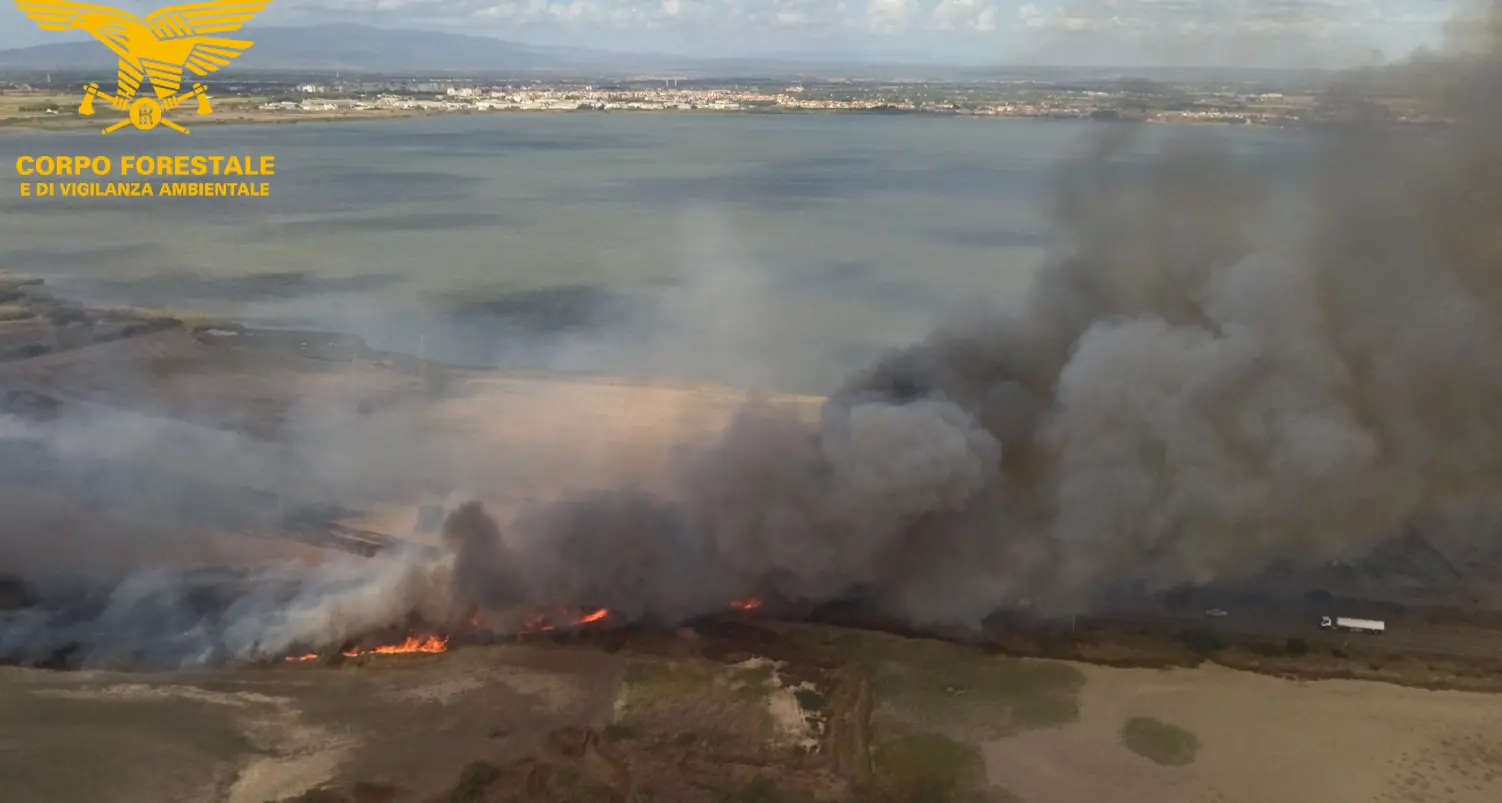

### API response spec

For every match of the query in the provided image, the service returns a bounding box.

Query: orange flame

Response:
[341,634,449,657]
[517,607,613,634]
[284,653,319,662]
[729,598,763,610]
[520,612,557,634]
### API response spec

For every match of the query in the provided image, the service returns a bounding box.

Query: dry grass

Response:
[612,657,781,752]
[271,782,398,803]
[981,619,1502,694]
[12,622,1502,803]
[808,628,1084,741]
[787,627,1082,802]
[1212,642,1502,693]
[98,305,240,333]
[984,662,1502,803]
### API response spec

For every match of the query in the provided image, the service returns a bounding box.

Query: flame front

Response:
[521,612,556,633]
[286,597,760,662]
[576,608,609,624]
[518,607,613,633]
[513,600,756,635]
[282,634,448,662]
[342,634,449,657]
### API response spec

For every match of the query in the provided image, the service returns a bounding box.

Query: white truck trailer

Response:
[1320,616,1385,634]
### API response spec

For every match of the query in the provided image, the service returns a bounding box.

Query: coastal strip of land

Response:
[0,74,1445,134]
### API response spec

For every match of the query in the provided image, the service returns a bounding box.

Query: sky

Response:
[0,0,1465,68]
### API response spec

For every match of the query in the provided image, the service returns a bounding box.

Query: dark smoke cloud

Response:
[8,4,1502,666]
[462,2,1502,629]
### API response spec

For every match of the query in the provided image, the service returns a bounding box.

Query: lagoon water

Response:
[0,113,1311,393]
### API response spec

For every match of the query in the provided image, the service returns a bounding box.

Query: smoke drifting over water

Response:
[487,4,1502,628]
[7,4,1502,666]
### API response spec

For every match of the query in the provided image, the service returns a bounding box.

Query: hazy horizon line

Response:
[0,21,1401,76]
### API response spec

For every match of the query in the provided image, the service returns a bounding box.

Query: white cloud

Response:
[1013,0,1407,39]
[266,0,1441,46]
[1018,2,1109,32]
[127,0,1446,68]
[931,0,996,32]
[866,0,924,33]
[471,0,660,25]
[433,0,857,30]
[1006,0,1447,67]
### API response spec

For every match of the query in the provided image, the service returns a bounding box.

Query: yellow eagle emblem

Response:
[14,0,272,133]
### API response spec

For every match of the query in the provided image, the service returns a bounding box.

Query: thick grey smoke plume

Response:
[458,4,1502,629]
[0,557,455,667]
[8,5,1502,667]
[0,396,464,667]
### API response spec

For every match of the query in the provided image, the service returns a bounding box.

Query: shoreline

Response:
[0,106,1305,136]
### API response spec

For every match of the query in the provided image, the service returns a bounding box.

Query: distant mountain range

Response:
[0,23,961,78]
[0,24,585,74]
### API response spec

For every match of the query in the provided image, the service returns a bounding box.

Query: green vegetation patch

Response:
[619,657,781,710]
[830,632,1083,739]
[543,765,619,799]
[618,657,722,712]
[784,628,1084,801]
[728,661,778,700]
[446,761,501,803]
[718,775,821,803]
[273,782,396,803]
[601,722,638,742]
[870,731,991,803]
[871,735,1021,803]
[613,657,778,747]
[1176,629,1224,657]
[793,688,827,712]
[1119,717,1200,767]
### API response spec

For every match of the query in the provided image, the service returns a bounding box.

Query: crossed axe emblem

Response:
[77,82,214,135]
